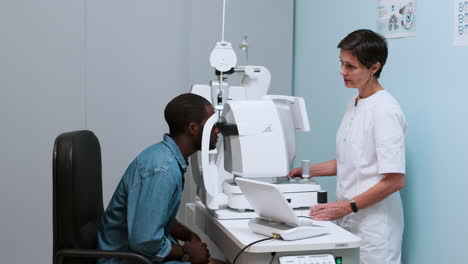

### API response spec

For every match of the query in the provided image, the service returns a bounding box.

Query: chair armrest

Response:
[55,248,154,264]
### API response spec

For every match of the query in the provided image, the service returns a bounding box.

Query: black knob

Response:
[317,191,328,204]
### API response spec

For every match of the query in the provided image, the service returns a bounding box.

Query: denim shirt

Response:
[97,134,188,264]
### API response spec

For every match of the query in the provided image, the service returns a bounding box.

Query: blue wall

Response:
[293,0,468,262]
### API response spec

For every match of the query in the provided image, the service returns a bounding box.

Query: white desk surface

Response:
[196,201,361,253]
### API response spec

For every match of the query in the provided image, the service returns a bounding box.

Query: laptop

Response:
[235,177,329,240]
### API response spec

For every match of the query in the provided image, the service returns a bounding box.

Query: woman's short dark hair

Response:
[164,93,212,135]
[337,29,388,78]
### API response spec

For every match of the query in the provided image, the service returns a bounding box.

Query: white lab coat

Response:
[335,90,406,264]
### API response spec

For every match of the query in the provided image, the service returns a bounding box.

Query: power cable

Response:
[232,235,279,264]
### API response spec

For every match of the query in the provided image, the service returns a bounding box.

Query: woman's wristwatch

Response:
[349,199,359,213]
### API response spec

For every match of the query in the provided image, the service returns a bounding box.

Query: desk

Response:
[190,201,360,264]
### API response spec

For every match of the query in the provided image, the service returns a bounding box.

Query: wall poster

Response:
[377,0,416,38]
[454,0,468,46]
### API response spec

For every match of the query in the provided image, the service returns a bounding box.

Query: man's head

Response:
[164,93,219,151]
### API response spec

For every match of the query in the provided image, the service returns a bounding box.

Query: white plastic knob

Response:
[209,41,237,72]
[301,160,310,178]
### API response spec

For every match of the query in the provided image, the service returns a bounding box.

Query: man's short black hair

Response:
[164,93,212,135]
[337,29,388,78]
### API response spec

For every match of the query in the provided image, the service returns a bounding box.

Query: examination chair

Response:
[53,130,152,264]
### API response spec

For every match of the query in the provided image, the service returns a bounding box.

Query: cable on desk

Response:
[268,252,277,264]
[232,235,279,264]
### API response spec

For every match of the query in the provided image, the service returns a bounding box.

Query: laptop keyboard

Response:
[252,217,321,229]
[252,218,295,230]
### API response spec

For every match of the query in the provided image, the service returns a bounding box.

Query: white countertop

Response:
[196,201,361,253]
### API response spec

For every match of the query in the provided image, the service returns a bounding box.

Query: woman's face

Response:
[339,49,373,89]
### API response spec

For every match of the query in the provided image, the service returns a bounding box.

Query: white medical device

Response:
[190,0,325,219]
[235,178,329,240]
[191,70,323,218]
[279,254,336,264]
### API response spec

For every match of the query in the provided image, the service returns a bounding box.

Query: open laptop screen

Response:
[235,177,300,227]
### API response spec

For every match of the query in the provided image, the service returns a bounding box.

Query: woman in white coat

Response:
[290,29,406,264]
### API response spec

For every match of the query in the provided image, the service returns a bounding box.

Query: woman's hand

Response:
[309,201,352,221]
[288,167,303,178]
[287,160,337,178]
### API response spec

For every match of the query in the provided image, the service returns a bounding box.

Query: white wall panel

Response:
[0,1,293,263]
[85,0,192,203]
[0,1,85,264]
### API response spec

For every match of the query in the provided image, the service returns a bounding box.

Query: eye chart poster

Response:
[377,0,416,38]
[454,0,468,46]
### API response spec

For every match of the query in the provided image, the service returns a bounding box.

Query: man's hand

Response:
[188,232,201,242]
[309,201,352,221]
[171,220,201,242]
[184,240,210,264]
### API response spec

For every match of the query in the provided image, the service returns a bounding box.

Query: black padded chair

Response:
[53,130,152,264]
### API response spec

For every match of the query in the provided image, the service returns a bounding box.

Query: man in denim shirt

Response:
[97,93,220,264]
